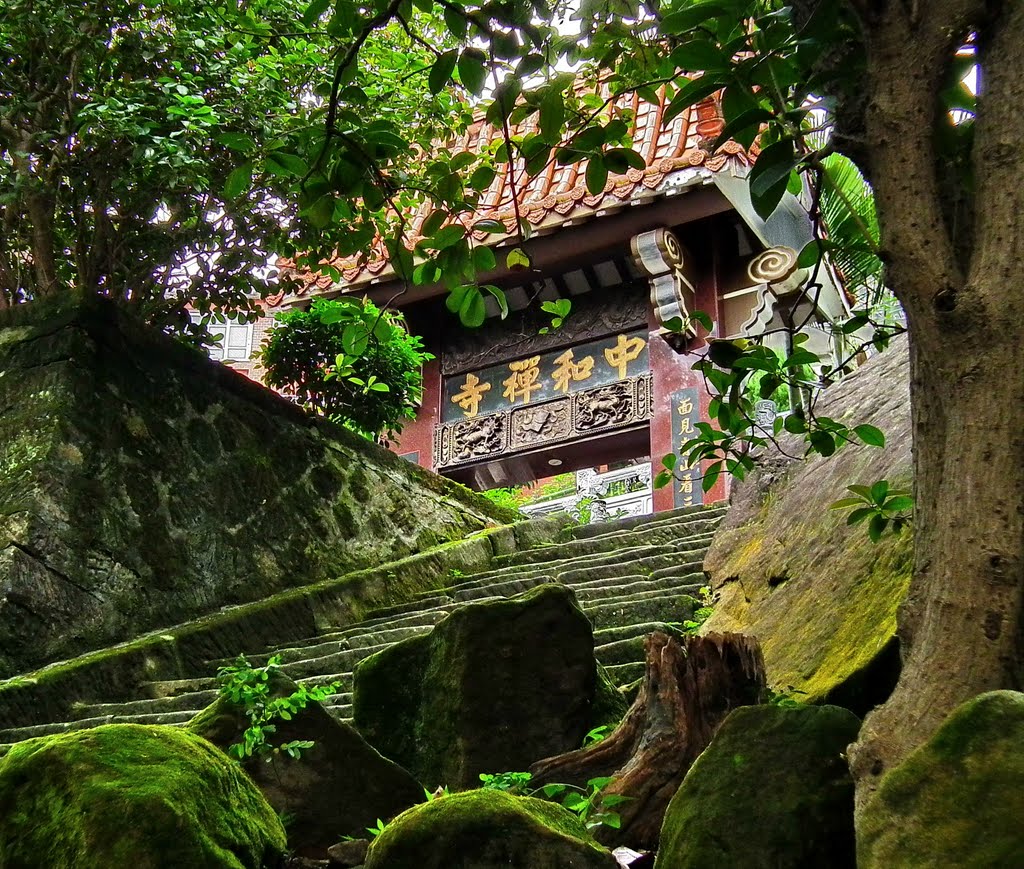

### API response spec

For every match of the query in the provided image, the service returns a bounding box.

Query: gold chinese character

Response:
[676,398,694,416]
[451,373,491,418]
[679,476,694,494]
[678,416,694,435]
[552,349,594,393]
[682,494,695,506]
[604,334,646,379]
[503,356,543,404]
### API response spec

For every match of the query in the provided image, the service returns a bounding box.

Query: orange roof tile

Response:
[274,86,752,303]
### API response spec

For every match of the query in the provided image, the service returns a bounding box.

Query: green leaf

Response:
[539,89,564,141]
[847,506,874,526]
[585,155,608,194]
[664,75,725,123]
[458,48,488,95]
[473,218,506,234]
[429,50,458,95]
[506,248,531,270]
[886,495,914,513]
[424,225,466,250]
[458,286,487,327]
[421,209,446,238]
[223,162,252,198]
[443,5,467,39]
[870,479,890,504]
[217,132,256,153]
[671,39,727,72]
[830,497,866,509]
[748,137,799,219]
[266,151,308,178]
[308,194,335,228]
[341,324,369,357]
[808,430,836,457]
[473,246,497,272]
[302,0,331,25]
[868,513,889,542]
[482,284,508,318]
[854,424,885,447]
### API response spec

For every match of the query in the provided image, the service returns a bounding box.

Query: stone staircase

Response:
[0,503,725,747]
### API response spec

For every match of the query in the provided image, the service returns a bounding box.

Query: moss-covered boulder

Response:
[188,673,423,855]
[858,690,1024,867]
[354,584,610,789]
[702,339,912,713]
[364,789,618,869]
[656,704,860,869]
[0,723,286,868]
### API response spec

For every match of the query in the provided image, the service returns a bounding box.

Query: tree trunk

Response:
[848,310,1024,807]
[841,2,1024,813]
[529,631,766,850]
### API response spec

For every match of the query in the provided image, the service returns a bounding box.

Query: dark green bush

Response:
[259,297,432,438]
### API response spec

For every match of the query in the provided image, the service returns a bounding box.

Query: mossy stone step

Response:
[596,630,669,667]
[604,661,645,686]
[585,591,700,631]
[564,503,727,541]
[491,527,716,569]
[72,689,220,719]
[421,541,688,595]
[572,575,705,603]
[0,708,197,743]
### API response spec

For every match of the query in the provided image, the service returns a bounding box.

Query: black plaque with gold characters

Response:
[442,330,649,422]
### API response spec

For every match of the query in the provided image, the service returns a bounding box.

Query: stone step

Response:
[0,708,197,744]
[564,503,727,541]
[573,575,704,604]
[585,591,700,631]
[604,661,645,686]
[227,622,439,669]
[595,624,678,666]
[73,689,221,720]
[215,573,706,673]
[490,528,716,570]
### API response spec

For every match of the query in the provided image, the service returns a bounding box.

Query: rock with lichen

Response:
[363,789,618,869]
[858,690,1024,868]
[701,339,913,714]
[0,723,286,868]
[655,703,860,869]
[353,584,622,789]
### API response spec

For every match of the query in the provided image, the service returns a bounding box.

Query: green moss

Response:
[365,789,616,869]
[590,664,628,729]
[0,723,286,868]
[353,633,430,776]
[858,690,1024,868]
[656,704,860,868]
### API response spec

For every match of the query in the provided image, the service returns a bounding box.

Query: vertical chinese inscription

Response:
[672,387,704,509]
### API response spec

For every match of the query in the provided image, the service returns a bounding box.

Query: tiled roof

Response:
[275,86,752,302]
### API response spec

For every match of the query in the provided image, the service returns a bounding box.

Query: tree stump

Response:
[529,631,766,850]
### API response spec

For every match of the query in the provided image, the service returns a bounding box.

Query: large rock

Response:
[858,690,1024,867]
[0,297,512,677]
[354,584,615,789]
[363,789,618,869]
[0,723,286,868]
[702,339,912,713]
[656,704,860,869]
[188,672,424,855]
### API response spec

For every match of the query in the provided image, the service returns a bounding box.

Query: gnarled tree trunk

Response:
[843,0,1024,812]
[529,631,766,850]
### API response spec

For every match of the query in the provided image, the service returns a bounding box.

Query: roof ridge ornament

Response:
[630,227,698,349]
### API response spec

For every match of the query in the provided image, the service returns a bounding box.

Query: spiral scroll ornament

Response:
[747,246,807,294]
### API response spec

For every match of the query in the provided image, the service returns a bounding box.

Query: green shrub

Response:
[259,297,432,438]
